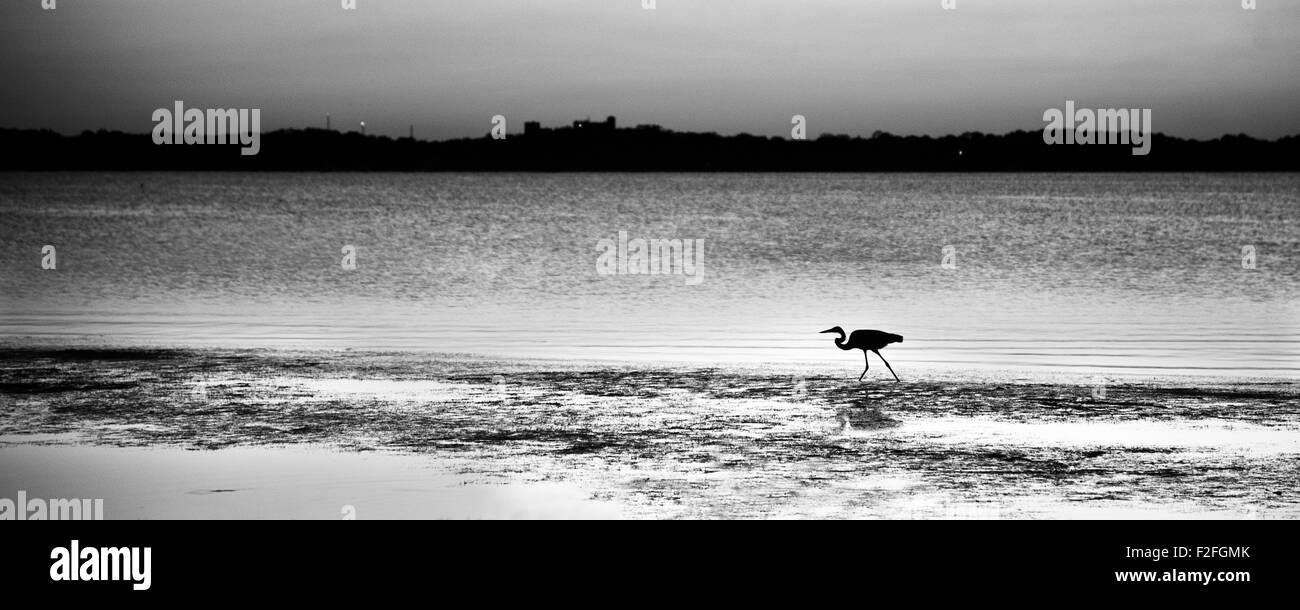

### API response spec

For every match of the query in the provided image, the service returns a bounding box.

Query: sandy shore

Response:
[2,347,1297,519]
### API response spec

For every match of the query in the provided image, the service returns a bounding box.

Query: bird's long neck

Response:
[834,332,851,350]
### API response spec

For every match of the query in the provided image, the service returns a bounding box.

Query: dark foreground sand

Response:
[1,347,1297,519]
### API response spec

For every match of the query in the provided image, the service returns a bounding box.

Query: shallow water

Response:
[2,348,1296,519]
[2,172,1297,380]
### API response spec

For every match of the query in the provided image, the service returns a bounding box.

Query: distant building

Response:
[573,116,616,132]
[522,116,618,136]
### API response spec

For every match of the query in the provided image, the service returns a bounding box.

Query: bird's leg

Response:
[873,350,900,382]
[859,350,870,382]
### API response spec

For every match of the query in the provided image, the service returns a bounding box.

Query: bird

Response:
[820,326,903,382]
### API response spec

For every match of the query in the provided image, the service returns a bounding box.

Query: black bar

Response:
[2,520,1291,601]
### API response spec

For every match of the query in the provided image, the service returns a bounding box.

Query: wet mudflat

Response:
[2,347,1296,519]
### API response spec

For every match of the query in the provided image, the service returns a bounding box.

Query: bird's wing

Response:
[849,329,883,342]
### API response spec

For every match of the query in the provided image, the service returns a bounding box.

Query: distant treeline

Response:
[1,127,1297,171]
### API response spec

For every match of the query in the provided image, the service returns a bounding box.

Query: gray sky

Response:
[2,0,1296,140]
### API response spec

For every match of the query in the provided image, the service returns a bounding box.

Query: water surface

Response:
[2,172,1296,380]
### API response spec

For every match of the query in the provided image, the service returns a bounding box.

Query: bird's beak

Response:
[819,328,837,334]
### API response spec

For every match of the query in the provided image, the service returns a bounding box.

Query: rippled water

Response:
[2,172,1297,380]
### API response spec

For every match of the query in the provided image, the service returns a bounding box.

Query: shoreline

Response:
[3,342,1296,387]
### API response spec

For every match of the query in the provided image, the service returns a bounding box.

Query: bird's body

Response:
[820,326,903,381]
[835,329,903,352]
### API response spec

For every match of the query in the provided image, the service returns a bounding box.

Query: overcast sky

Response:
[2,0,1296,140]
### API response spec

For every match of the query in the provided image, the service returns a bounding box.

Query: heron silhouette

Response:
[820,327,903,382]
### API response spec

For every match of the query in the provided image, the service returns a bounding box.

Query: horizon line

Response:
[4,124,1297,146]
